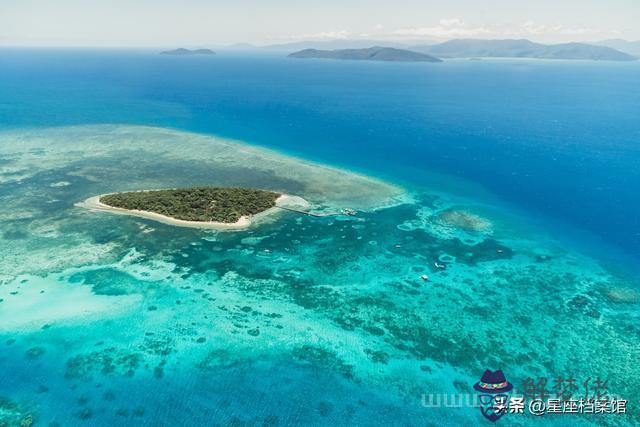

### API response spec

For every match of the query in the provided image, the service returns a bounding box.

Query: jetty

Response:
[276,206,357,218]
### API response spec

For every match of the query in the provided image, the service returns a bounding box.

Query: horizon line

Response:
[1,36,638,50]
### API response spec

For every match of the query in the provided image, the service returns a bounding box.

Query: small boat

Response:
[420,274,430,281]
[434,262,446,269]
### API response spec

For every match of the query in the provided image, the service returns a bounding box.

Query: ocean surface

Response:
[0,49,639,426]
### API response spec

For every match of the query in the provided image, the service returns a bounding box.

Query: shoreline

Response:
[76,192,310,231]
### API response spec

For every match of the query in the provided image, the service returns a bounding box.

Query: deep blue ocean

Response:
[1,48,639,264]
[1,49,640,426]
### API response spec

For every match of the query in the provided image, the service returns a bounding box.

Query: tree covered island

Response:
[100,188,281,223]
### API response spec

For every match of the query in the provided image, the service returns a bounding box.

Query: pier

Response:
[276,206,354,218]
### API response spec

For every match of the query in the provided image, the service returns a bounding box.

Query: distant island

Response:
[288,47,442,62]
[77,188,310,230]
[411,39,636,61]
[160,48,216,55]
[264,40,409,51]
[593,39,640,57]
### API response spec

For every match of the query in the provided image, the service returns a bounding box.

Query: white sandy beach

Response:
[76,193,310,230]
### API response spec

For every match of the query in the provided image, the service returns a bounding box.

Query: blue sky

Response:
[1,0,638,46]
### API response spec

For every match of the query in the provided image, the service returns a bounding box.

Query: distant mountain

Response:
[288,47,442,62]
[593,39,640,57]
[160,48,216,55]
[539,43,636,61]
[412,39,636,61]
[265,40,413,51]
[412,39,540,58]
[225,43,258,50]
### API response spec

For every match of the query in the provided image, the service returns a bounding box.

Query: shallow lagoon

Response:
[1,125,638,426]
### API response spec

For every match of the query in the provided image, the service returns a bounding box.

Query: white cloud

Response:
[394,18,490,39]
[521,21,552,35]
[393,19,620,42]
[439,18,464,27]
[286,30,353,41]
[273,19,626,45]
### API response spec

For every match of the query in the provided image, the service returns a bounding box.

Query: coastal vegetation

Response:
[100,188,280,223]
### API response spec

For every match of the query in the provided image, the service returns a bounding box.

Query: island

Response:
[594,39,640,57]
[410,39,636,61]
[288,47,442,62]
[77,187,310,230]
[160,48,216,55]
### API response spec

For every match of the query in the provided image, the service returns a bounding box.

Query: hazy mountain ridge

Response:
[265,40,416,51]
[411,39,636,61]
[288,47,442,62]
[593,39,640,56]
[160,48,216,55]
[159,39,637,62]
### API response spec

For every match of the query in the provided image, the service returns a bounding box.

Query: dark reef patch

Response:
[65,348,143,379]
[0,396,34,427]
[2,229,28,240]
[292,345,355,380]
[25,346,46,360]
[68,268,151,296]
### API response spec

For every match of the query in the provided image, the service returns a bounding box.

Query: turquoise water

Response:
[0,51,639,426]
